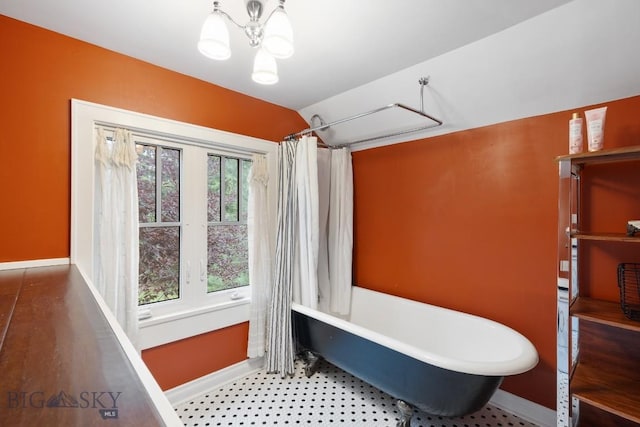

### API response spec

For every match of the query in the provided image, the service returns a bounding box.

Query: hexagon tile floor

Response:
[175,359,538,427]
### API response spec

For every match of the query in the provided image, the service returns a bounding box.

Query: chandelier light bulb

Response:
[198,12,231,60]
[252,48,279,85]
[262,6,294,59]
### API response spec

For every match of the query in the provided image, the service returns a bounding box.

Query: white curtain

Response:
[316,149,332,313]
[294,136,319,309]
[328,148,353,315]
[94,127,139,347]
[247,154,272,358]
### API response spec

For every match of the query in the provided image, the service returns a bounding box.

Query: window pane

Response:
[161,148,180,222]
[240,159,251,222]
[139,227,180,305]
[224,158,239,222]
[136,145,156,223]
[207,224,248,292]
[208,155,221,222]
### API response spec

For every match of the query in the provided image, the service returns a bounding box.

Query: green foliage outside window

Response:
[207,156,251,293]
[136,145,251,306]
[137,145,181,305]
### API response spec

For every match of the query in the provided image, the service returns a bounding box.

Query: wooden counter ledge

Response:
[0,265,169,426]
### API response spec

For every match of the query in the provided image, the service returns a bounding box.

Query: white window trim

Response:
[71,99,278,349]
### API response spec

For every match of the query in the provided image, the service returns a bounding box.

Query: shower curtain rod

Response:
[284,77,443,147]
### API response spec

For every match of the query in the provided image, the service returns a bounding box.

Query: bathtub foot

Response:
[303,351,321,378]
[396,400,413,427]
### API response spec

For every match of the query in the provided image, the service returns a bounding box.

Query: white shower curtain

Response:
[247,154,272,359]
[267,136,354,377]
[94,127,139,347]
[294,136,319,309]
[329,148,353,315]
[316,149,332,313]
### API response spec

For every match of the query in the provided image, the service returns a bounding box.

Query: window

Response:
[132,134,255,314]
[137,144,181,305]
[207,155,252,293]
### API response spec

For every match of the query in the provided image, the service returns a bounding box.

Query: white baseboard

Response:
[165,357,265,406]
[490,388,556,427]
[0,258,70,271]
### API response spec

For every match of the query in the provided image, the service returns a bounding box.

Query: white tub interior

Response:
[292,286,538,376]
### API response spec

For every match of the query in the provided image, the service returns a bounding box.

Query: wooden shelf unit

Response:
[556,145,640,427]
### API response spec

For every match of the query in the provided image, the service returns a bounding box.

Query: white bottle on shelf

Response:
[569,112,583,155]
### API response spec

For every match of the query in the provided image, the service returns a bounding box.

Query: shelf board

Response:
[571,232,640,243]
[571,297,640,332]
[572,362,640,424]
[556,144,640,164]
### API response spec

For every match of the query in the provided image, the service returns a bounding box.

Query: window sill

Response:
[139,296,250,328]
[138,298,251,350]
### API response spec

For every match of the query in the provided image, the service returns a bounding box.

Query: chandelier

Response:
[198,0,294,85]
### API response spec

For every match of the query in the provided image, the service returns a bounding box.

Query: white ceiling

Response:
[1,0,571,111]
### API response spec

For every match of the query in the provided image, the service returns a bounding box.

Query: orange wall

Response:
[0,14,307,263]
[0,16,306,388]
[142,323,250,390]
[352,95,640,410]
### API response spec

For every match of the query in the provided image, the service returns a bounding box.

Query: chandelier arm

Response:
[215,9,247,31]
[261,4,283,27]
